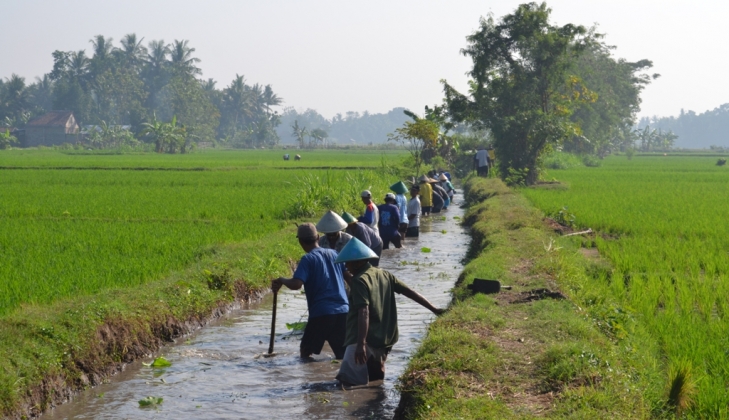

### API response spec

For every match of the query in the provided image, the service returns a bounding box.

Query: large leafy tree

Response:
[0,74,31,126]
[444,2,591,185]
[565,33,657,156]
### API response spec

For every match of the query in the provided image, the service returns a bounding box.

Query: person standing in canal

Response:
[317,210,352,253]
[333,238,445,386]
[342,212,383,267]
[271,223,349,359]
[389,181,409,243]
[377,193,402,249]
[358,190,379,235]
[407,185,421,238]
[418,175,433,216]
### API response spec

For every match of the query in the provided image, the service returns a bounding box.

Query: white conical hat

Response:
[316,210,348,233]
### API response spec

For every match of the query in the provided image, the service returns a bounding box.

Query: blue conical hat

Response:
[335,237,378,263]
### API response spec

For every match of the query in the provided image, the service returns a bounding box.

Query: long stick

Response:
[268,289,278,355]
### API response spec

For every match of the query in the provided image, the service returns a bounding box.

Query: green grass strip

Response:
[396,177,667,419]
[0,227,302,418]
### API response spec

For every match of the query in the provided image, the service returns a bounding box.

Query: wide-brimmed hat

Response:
[389,181,409,195]
[360,190,372,198]
[335,237,378,263]
[439,173,448,181]
[341,212,357,224]
[316,210,347,233]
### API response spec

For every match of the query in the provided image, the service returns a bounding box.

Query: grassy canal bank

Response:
[396,177,667,419]
[0,230,301,419]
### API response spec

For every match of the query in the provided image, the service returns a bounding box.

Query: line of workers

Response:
[271,172,455,387]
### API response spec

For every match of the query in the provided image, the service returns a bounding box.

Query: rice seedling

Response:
[522,155,729,416]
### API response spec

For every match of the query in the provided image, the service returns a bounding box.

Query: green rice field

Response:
[523,155,729,417]
[0,149,405,316]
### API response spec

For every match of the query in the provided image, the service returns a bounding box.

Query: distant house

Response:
[24,111,80,147]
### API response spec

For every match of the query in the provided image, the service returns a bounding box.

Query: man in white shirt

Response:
[406,185,421,238]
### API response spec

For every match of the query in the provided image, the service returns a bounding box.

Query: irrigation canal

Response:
[40,204,469,419]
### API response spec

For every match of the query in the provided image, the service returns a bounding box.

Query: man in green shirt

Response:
[333,237,445,386]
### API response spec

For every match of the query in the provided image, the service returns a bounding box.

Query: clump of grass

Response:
[717,158,726,166]
[667,359,698,416]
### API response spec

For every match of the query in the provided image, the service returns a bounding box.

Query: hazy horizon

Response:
[2,0,728,121]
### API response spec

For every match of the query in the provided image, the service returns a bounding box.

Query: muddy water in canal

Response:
[40,205,468,420]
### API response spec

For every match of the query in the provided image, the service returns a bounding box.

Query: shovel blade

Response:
[468,278,502,294]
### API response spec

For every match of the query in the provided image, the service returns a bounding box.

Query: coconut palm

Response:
[116,33,147,69]
[262,84,282,116]
[169,39,201,77]
[89,35,114,76]
[223,75,254,131]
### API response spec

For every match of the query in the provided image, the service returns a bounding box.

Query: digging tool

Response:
[263,289,279,358]
[467,278,512,294]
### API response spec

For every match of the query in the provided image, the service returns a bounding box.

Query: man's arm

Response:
[359,204,374,225]
[271,277,304,292]
[400,288,445,315]
[355,305,369,365]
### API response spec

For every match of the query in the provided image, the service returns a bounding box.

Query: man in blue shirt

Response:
[272,223,349,359]
[378,193,402,249]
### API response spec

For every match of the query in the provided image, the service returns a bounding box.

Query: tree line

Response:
[638,104,729,149]
[276,107,411,147]
[0,34,282,150]
[390,2,663,185]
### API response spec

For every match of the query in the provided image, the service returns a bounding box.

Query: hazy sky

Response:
[2,0,728,120]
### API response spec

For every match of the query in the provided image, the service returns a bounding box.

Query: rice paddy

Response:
[523,155,729,417]
[0,149,404,315]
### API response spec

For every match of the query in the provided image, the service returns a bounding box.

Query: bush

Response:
[625,148,635,160]
[543,152,583,170]
[717,158,726,166]
[582,155,602,167]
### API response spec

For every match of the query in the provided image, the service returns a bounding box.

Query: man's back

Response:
[345,265,408,349]
[293,248,349,318]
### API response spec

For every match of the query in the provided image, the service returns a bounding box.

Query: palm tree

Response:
[223,74,254,131]
[169,40,201,77]
[146,40,169,71]
[69,51,90,83]
[116,33,147,69]
[262,85,282,116]
[89,35,114,76]
[1,74,29,124]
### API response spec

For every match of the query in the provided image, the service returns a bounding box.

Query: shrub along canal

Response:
[39,205,468,419]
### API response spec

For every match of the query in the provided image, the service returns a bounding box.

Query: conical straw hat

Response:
[335,237,378,263]
[341,212,357,224]
[418,175,430,183]
[439,173,448,181]
[316,210,348,233]
[389,181,409,195]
